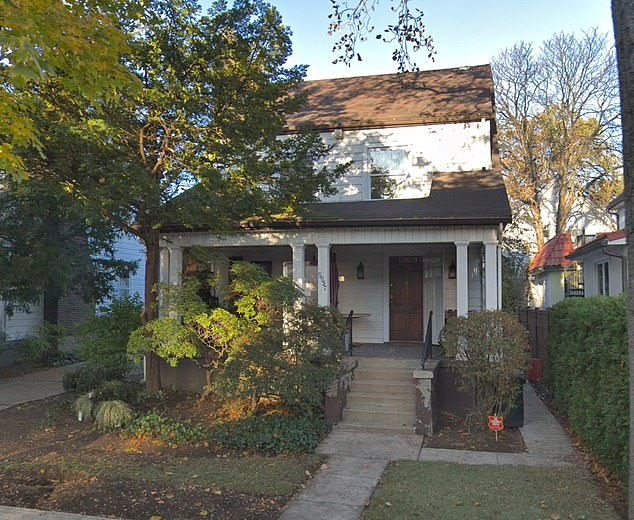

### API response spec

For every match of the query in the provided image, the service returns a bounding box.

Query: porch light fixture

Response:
[333,128,344,140]
[448,260,456,279]
[356,262,365,279]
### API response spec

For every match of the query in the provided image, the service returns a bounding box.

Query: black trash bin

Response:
[505,377,525,428]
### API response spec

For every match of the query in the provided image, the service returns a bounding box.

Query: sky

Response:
[201,0,615,79]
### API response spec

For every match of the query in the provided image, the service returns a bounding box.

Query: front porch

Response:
[159,225,503,344]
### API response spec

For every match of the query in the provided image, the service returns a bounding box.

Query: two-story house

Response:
[158,64,512,348]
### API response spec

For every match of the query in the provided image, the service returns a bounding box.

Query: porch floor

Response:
[350,342,442,359]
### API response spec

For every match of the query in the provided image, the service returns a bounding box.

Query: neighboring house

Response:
[99,234,146,308]
[567,194,627,297]
[158,65,512,346]
[527,233,582,308]
[0,234,145,344]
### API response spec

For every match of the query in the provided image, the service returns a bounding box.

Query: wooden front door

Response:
[390,256,424,341]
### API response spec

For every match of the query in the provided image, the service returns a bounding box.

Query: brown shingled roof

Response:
[284,64,495,132]
[528,233,575,272]
[286,169,511,227]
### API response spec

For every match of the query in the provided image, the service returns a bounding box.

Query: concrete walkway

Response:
[0,365,77,411]
[0,506,111,520]
[279,384,578,520]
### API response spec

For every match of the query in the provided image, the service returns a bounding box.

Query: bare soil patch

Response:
[0,394,321,520]
[423,413,526,453]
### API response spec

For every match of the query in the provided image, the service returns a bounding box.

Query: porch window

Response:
[368,147,408,200]
[597,261,610,296]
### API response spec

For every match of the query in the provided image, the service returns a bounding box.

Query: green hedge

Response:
[547,296,628,480]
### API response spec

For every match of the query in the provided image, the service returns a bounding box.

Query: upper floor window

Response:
[117,276,130,299]
[597,261,610,296]
[368,147,408,200]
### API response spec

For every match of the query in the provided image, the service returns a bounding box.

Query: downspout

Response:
[601,244,627,293]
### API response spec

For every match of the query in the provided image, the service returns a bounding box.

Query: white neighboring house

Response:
[158,65,512,345]
[100,234,146,308]
[0,234,146,344]
[567,194,627,297]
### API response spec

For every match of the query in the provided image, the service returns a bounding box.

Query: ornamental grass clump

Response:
[441,310,529,431]
[74,394,95,421]
[94,400,133,431]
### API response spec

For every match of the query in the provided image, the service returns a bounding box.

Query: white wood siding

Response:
[101,234,146,307]
[5,298,43,340]
[317,121,492,202]
[580,248,626,297]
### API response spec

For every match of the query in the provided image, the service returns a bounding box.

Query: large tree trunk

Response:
[611,1,633,516]
[530,203,546,249]
[142,230,162,392]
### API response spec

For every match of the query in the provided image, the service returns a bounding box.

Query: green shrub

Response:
[95,380,141,403]
[547,296,628,480]
[216,303,343,416]
[63,365,125,393]
[74,394,95,421]
[124,410,208,444]
[15,323,63,366]
[209,414,329,454]
[94,400,133,431]
[78,296,143,377]
[440,310,530,430]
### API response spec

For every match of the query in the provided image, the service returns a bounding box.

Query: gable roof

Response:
[528,233,575,272]
[607,192,625,211]
[567,229,626,259]
[284,64,495,132]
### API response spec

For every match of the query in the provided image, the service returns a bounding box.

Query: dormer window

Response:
[368,147,408,200]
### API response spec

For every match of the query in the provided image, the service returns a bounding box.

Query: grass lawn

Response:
[363,461,621,520]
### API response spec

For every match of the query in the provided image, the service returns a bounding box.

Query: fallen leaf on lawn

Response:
[149,516,161,520]
[550,515,560,520]
[199,510,209,517]
[305,470,311,476]
[473,502,481,507]
[164,471,174,475]
[320,463,329,471]
[213,490,222,495]
[385,501,392,507]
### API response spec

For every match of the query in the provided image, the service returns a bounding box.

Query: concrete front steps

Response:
[340,357,418,434]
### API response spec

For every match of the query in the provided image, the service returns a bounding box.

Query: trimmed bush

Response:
[63,365,124,393]
[547,296,628,480]
[95,380,140,404]
[209,414,329,454]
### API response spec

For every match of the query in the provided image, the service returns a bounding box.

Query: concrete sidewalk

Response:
[0,365,77,411]
[0,506,112,520]
[279,384,578,520]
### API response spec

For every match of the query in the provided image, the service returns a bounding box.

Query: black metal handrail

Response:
[344,310,354,356]
[421,310,433,368]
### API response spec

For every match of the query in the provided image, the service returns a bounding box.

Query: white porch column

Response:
[159,247,170,285]
[455,241,469,317]
[497,244,502,310]
[316,243,330,306]
[167,246,183,288]
[291,243,306,295]
[484,240,498,310]
[167,246,183,320]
